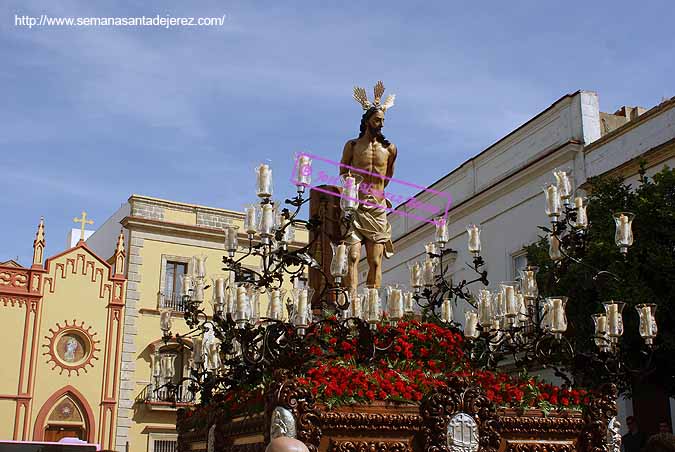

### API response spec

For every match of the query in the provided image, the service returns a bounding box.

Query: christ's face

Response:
[368,110,385,134]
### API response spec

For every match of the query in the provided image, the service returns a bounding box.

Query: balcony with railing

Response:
[158,291,188,312]
[137,382,195,410]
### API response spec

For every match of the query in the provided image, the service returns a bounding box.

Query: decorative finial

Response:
[73,211,94,242]
[32,216,46,268]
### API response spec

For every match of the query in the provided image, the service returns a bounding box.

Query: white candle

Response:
[192,337,204,364]
[502,284,517,317]
[641,305,652,337]
[207,342,221,370]
[619,214,631,244]
[441,297,453,323]
[467,225,481,254]
[607,303,619,336]
[425,242,438,256]
[257,164,273,197]
[331,243,348,277]
[341,175,359,211]
[595,315,607,335]
[464,311,479,338]
[388,288,403,320]
[554,169,572,201]
[549,234,562,261]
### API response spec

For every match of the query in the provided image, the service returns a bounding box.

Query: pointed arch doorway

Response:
[33,385,96,443]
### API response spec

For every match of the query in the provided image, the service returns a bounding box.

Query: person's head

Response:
[642,433,675,452]
[660,421,672,433]
[265,437,309,452]
[626,416,639,433]
[358,107,389,145]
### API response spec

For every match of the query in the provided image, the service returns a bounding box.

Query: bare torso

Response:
[340,137,397,202]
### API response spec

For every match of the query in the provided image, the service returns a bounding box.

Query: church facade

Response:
[0,220,127,450]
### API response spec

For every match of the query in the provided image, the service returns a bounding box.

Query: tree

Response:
[525,164,675,395]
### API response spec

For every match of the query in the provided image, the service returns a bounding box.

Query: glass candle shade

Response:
[267,289,286,320]
[425,241,438,258]
[553,169,573,204]
[191,279,205,303]
[259,203,275,238]
[192,337,204,365]
[295,154,312,188]
[603,301,626,338]
[365,287,381,323]
[613,212,635,249]
[422,258,435,287]
[635,303,658,341]
[466,224,481,255]
[194,254,208,279]
[247,286,262,323]
[549,233,562,261]
[244,205,258,235]
[408,261,423,288]
[181,274,194,297]
[435,218,449,245]
[351,292,363,319]
[234,285,251,323]
[159,308,172,335]
[330,243,348,278]
[403,291,415,315]
[464,311,480,339]
[340,174,361,212]
[386,286,403,321]
[256,163,273,198]
[543,183,561,218]
[547,297,568,334]
[225,225,239,253]
[540,298,553,331]
[519,266,539,300]
[573,197,588,229]
[477,289,494,328]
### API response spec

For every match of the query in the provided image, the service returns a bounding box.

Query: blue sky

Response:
[1,0,673,264]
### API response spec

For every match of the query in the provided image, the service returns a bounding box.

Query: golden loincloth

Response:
[343,194,394,258]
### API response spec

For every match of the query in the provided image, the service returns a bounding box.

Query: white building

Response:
[363,91,675,433]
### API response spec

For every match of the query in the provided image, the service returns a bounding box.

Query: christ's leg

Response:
[365,241,384,288]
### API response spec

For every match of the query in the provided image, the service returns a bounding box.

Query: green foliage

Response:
[525,164,675,395]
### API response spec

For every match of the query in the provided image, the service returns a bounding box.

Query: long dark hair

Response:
[358,107,390,146]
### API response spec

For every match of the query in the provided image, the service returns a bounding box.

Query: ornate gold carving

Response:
[420,376,500,452]
[578,384,618,452]
[320,412,421,432]
[329,439,411,452]
[266,371,322,452]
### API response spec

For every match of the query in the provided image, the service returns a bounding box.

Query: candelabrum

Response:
[157,158,416,404]
[459,168,658,391]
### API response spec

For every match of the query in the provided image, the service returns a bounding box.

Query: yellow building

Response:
[86,195,308,452]
[0,219,127,449]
